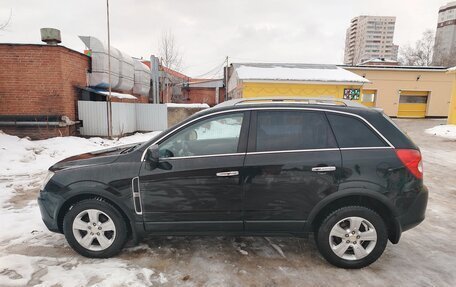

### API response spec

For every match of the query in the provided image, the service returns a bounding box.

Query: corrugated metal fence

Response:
[78,101,167,136]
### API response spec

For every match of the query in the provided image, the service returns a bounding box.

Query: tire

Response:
[315,206,388,269]
[63,198,128,258]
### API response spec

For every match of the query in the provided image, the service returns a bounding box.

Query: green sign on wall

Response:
[343,88,360,100]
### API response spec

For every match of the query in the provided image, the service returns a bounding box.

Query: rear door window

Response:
[255,110,337,152]
[327,113,387,148]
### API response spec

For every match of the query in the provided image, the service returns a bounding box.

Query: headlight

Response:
[40,171,55,191]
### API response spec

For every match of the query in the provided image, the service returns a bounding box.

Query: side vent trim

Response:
[131,177,143,215]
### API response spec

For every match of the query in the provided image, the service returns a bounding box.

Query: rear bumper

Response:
[397,185,429,232]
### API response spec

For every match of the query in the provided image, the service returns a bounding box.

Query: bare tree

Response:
[158,30,183,71]
[0,9,12,31]
[399,29,434,66]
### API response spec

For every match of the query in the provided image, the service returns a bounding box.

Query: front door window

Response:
[159,113,244,158]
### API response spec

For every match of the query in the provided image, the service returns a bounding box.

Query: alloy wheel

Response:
[72,208,116,251]
[328,216,377,260]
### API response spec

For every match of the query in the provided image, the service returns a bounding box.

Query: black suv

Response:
[38,98,428,268]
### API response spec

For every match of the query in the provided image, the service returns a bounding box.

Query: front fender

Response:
[54,180,145,241]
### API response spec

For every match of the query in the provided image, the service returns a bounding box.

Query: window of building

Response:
[399,95,428,104]
[362,90,376,103]
[255,111,337,151]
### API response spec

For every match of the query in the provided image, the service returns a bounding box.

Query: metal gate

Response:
[78,101,167,136]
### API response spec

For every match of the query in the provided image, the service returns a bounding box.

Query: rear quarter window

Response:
[327,113,387,148]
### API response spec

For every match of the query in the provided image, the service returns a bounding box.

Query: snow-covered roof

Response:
[185,79,224,88]
[448,66,456,72]
[359,57,398,65]
[166,103,210,108]
[97,90,137,100]
[343,65,449,72]
[233,63,369,84]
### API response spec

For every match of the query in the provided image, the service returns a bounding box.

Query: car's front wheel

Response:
[63,198,128,258]
[315,206,388,269]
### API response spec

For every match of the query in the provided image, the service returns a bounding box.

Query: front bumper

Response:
[37,190,61,233]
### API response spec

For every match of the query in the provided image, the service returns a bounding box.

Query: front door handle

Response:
[311,166,336,172]
[216,171,239,177]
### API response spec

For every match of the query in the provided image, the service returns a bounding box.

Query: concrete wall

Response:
[346,67,453,117]
[0,125,77,140]
[167,107,207,127]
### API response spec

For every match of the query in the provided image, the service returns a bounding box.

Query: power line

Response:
[191,59,226,78]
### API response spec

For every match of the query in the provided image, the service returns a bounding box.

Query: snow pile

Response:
[0,131,160,177]
[235,63,369,83]
[0,131,163,286]
[425,124,456,140]
[166,103,210,108]
[97,90,138,100]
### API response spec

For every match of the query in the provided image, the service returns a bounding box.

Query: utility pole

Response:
[106,0,113,138]
[225,56,229,100]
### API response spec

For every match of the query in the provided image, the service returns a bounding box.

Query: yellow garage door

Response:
[397,91,428,118]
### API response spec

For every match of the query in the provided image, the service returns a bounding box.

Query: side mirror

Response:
[145,144,173,171]
[146,144,160,164]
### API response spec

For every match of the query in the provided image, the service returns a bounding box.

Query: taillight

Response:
[395,149,423,179]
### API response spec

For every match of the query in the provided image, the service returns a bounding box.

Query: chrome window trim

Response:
[161,152,245,160]
[339,147,394,151]
[246,148,340,155]
[141,107,395,161]
[149,147,394,161]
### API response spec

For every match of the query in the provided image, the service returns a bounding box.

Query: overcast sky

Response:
[0,0,446,77]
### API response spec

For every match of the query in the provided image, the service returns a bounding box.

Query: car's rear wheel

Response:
[315,206,388,269]
[63,198,128,258]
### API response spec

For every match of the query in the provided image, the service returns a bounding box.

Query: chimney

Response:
[40,28,61,45]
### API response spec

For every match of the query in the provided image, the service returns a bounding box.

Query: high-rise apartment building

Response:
[344,16,398,65]
[433,2,456,66]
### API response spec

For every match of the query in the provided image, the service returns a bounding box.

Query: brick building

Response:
[142,60,224,106]
[0,43,150,139]
[0,44,90,138]
[1,40,223,139]
[181,79,225,106]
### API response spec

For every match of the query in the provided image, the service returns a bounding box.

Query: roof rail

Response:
[215,97,366,108]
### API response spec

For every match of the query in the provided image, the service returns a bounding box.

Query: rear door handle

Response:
[311,166,336,172]
[216,171,239,177]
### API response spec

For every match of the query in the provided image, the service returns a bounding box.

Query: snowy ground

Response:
[1,120,456,286]
[425,124,456,140]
